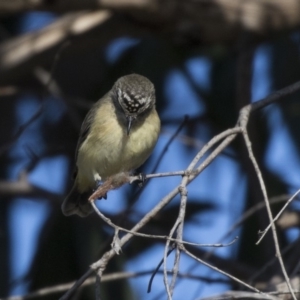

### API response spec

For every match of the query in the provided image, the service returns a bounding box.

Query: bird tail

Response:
[61,184,93,217]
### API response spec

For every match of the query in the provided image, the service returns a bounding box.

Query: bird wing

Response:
[72,94,108,179]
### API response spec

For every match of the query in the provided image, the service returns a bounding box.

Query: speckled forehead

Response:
[117,88,147,110]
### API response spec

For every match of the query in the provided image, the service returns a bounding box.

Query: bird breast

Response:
[76,98,160,190]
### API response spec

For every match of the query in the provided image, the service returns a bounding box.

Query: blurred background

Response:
[1,1,300,300]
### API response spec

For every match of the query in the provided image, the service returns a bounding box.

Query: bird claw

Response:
[137,173,146,187]
[92,180,106,200]
[95,180,102,187]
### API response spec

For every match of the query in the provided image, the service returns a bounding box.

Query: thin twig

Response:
[181,246,272,298]
[151,115,189,173]
[147,248,174,294]
[91,201,236,248]
[201,195,292,265]
[95,274,101,300]
[163,220,180,299]
[251,80,300,112]
[256,188,300,244]
[59,269,94,300]
[189,128,242,170]
[169,175,190,295]
[1,270,230,300]
[249,238,299,284]
[269,290,300,296]
[59,78,300,299]
[200,291,279,300]
[239,106,297,300]
[222,195,291,244]
[129,170,195,182]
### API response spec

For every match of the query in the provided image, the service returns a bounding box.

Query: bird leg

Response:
[93,171,102,183]
[89,172,130,201]
[92,172,107,199]
[136,173,146,187]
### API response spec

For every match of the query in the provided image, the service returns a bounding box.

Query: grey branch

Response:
[58,78,300,299]
[1,1,300,86]
[1,0,300,43]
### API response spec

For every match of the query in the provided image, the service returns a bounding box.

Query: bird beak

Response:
[126,115,134,135]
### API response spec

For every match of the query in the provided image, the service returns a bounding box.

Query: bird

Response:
[61,74,161,217]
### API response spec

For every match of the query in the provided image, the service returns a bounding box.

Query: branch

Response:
[1,269,230,300]
[257,188,300,243]
[202,291,280,300]
[180,246,272,298]
[1,0,300,43]
[0,11,112,84]
[239,106,297,300]
[0,171,61,201]
[91,201,238,250]
[2,1,300,86]
[60,79,300,299]
[203,194,293,262]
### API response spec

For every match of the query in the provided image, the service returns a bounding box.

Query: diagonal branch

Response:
[59,78,300,299]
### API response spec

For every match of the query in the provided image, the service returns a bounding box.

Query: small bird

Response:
[62,74,160,217]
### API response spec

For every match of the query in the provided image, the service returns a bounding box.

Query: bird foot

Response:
[137,173,146,187]
[95,180,102,187]
[93,182,107,200]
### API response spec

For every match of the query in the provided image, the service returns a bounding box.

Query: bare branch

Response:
[237,103,297,300]
[251,80,300,112]
[201,194,293,267]
[1,269,230,300]
[59,78,300,299]
[257,188,300,243]
[0,11,112,83]
[1,0,300,44]
[91,201,237,248]
[181,246,273,298]
[201,290,280,300]
[0,171,61,201]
